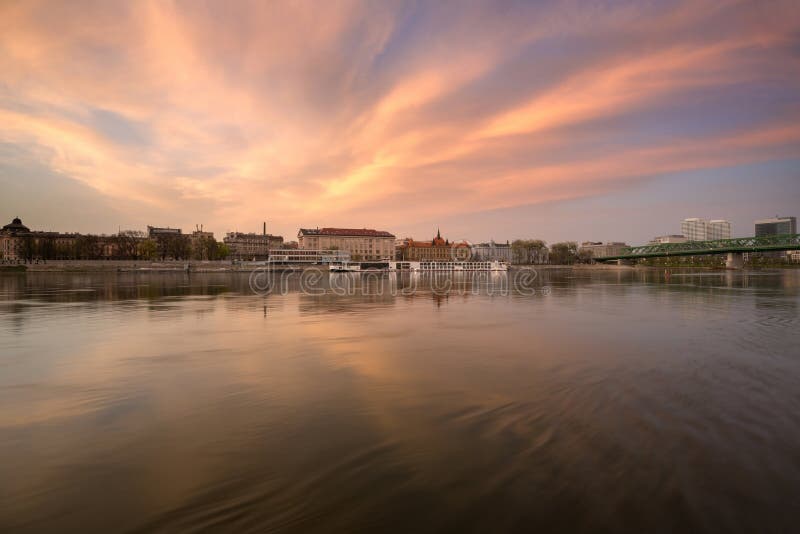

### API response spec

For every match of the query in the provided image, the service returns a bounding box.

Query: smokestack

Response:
[263,221,266,236]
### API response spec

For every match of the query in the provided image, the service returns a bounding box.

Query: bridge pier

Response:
[725,252,744,270]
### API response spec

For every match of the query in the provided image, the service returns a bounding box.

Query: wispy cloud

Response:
[0,0,798,237]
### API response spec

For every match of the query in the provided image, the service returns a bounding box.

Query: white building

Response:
[649,235,687,244]
[471,241,513,263]
[708,220,732,240]
[681,218,732,241]
[681,218,708,241]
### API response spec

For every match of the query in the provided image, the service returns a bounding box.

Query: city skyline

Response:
[2,1,799,244]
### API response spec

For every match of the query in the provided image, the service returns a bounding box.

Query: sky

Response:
[1,0,799,245]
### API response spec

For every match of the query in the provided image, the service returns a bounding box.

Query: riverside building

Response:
[471,241,513,263]
[224,225,284,261]
[1,217,117,261]
[298,227,395,261]
[395,229,470,262]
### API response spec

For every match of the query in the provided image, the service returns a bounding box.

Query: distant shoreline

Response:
[2,260,796,273]
[2,260,626,273]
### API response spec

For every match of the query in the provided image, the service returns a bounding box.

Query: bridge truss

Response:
[595,234,800,261]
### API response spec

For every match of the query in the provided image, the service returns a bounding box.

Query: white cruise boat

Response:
[389,260,508,272]
[329,262,362,273]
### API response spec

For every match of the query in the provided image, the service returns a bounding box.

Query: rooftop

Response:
[299,227,395,238]
[755,216,796,224]
[2,217,30,233]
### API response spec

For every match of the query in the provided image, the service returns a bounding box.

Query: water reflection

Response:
[1,269,799,533]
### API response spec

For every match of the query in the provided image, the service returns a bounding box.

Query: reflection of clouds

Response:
[2,270,800,530]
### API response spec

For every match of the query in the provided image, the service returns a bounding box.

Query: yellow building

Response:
[298,227,395,261]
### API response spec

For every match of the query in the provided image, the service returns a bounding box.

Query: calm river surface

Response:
[1,269,799,533]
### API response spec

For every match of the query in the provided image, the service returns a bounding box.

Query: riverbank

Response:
[2,260,794,273]
[1,260,265,273]
[5,260,636,273]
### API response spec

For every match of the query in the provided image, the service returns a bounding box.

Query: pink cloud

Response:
[0,0,798,237]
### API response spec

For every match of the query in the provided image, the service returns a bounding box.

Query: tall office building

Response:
[755,216,796,236]
[681,218,708,241]
[681,218,731,241]
[708,220,732,240]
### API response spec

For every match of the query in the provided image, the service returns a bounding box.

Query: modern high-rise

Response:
[708,220,732,240]
[681,218,731,241]
[681,218,707,241]
[755,216,796,236]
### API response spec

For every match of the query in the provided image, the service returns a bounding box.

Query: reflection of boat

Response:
[389,260,508,272]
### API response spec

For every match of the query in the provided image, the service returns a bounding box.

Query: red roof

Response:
[300,227,395,238]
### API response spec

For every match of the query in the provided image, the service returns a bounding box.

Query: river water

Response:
[1,269,799,533]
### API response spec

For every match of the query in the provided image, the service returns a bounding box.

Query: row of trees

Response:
[510,240,584,265]
[8,232,231,262]
[510,239,548,264]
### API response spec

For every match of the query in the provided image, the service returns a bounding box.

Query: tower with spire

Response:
[432,227,445,246]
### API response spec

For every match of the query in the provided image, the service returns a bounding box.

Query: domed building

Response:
[1,217,83,262]
[1,217,32,261]
[1,217,31,235]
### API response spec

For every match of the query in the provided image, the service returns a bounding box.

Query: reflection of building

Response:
[298,227,395,261]
[755,216,796,236]
[649,235,687,244]
[579,241,628,258]
[224,230,284,260]
[396,229,470,261]
[471,241,512,263]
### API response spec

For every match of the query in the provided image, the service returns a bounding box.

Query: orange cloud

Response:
[0,0,798,237]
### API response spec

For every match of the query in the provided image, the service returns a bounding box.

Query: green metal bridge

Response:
[595,234,800,262]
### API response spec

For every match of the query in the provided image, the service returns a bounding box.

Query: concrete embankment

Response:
[4,261,645,273]
[509,263,638,270]
[3,260,306,273]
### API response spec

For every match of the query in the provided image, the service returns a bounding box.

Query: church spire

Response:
[436,227,441,239]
